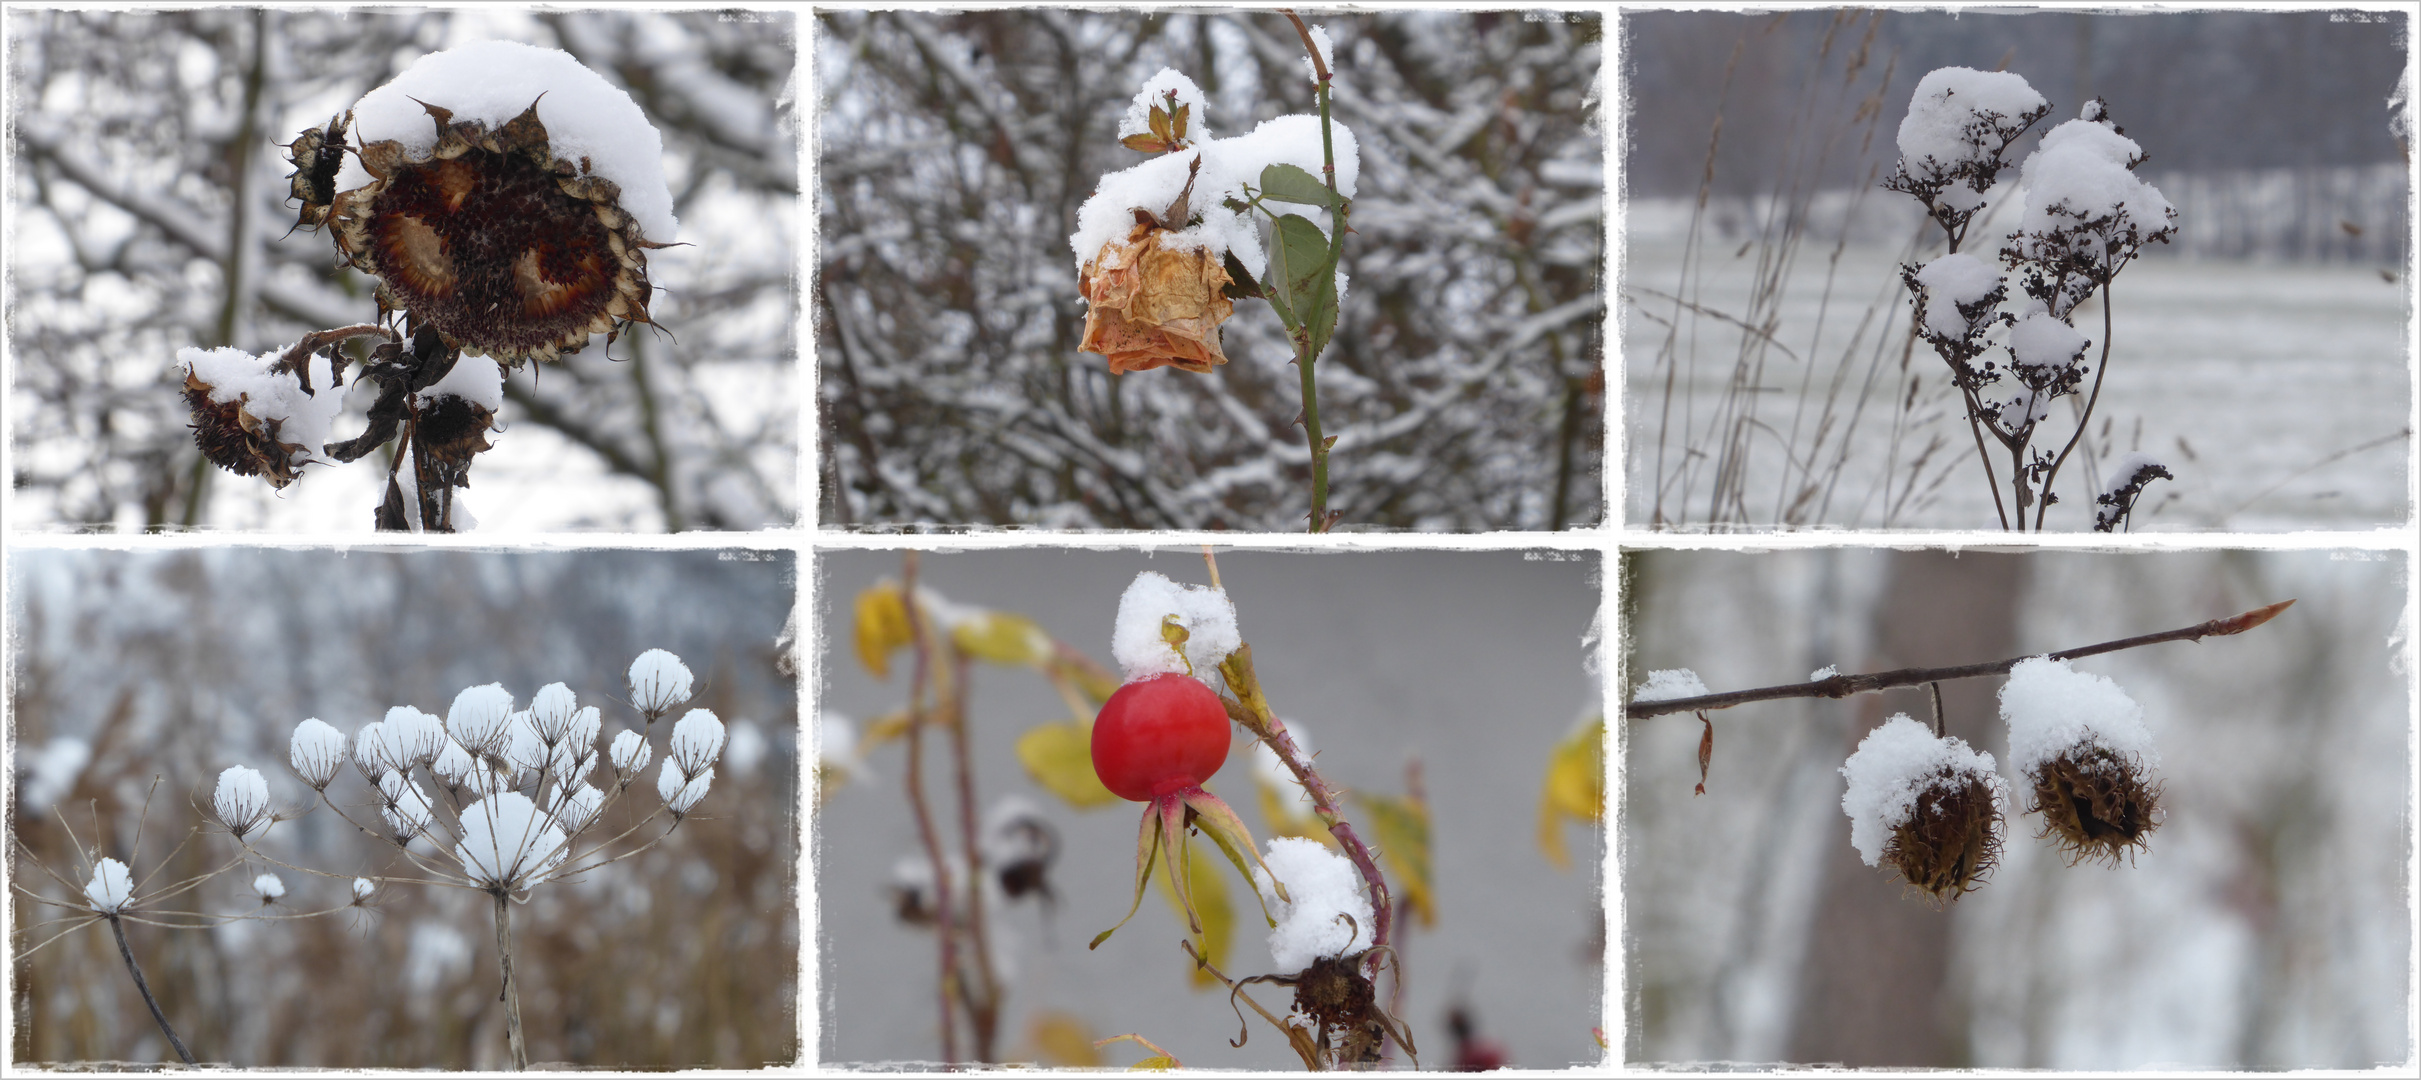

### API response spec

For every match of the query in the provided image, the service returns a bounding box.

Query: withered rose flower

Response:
[322,100,656,368]
[1079,222,1235,374]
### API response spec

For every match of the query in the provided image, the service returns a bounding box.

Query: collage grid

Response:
[2,1,2415,1075]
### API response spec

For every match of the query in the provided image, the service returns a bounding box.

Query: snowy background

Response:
[1623,9,2412,530]
[10,9,797,532]
[817,549,1603,1067]
[1622,548,2409,1068]
[9,548,798,1067]
[818,11,1603,530]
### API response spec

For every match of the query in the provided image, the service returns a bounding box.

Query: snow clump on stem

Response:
[1251,836,1375,973]
[1110,571,1241,683]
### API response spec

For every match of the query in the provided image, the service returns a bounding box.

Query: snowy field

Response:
[1624,239,2411,531]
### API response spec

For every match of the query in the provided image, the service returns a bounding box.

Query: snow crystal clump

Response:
[2008,311,2088,371]
[628,649,694,715]
[1070,114,1360,284]
[412,351,505,412]
[1998,656,2157,775]
[2013,118,2174,260]
[1809,666,1839,681]
[1913,253,2003,341]
[1838,714,2003,866]
[1631,668,1711,704]
[177,346,350,464]
[337,40,677,241]
[1252,836,1374,972]
[86,858,134,914]
[1896,67,2047,185]
[1110,571,1242,683]
[1120,68,1211,142]
[455,792,568,890]
[1301,24,1335,84]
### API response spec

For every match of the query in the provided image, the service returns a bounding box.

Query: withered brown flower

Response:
[1079,221,1235,374]
[183,370,311,489]
[2026,743,2163,865]
[324,100,657,367]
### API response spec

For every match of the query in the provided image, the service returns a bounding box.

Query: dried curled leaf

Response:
[1079,222,1235,374]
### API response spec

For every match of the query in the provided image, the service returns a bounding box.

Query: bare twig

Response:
[1626,599,2295,720]
[109,914,199,1065]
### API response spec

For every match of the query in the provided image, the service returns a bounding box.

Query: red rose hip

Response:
[1092,673,1231,801]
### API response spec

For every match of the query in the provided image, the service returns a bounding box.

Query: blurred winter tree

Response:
[818,10,1602,530]
[10,9,796,532]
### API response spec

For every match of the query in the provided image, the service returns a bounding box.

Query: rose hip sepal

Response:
[1086,674,1289,950]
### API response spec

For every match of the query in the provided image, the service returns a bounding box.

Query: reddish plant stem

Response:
[945,648,1000,1060]
[1626,599,2294,720]
[1218,644,1393,964]
[898,552,959,1064]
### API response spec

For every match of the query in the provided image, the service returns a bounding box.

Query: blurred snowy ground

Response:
[1624,228,2410,530]
[1623,548,2409,1068]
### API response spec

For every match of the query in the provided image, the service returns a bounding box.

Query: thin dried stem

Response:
[1627,599,2295,720]
[110,914,198,1065]
[493,889,529,1069]
[898,551,960,1063]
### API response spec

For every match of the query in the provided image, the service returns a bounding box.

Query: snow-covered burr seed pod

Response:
[628,649,694,716]
[1109,571,1241,683]
[1839,715,2009,904]
[308,40,672,367]
[1999,656,2164,864]
[214,765,273,843]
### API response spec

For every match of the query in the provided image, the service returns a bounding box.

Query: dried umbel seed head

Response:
[327,99,657,367]
[1078,220,1235,374]
[2027,743,2163,865]
[1883,767,2006,905]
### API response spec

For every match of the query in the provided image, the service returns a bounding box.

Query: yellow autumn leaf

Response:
[1353,790,1435,928]
[1016,720,1120,809]
[1154,839,1232,989]
[853,582,912,679]
[1130,1056,1178,1071]
[1539,715,1606,870]
[952,610,1052,668]
[1023,1011,1102,1067]
[857,709,912,753]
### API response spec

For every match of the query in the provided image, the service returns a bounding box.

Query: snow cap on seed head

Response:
[352,877,377,903]
[384,705,447,767]
[628,649,693,716]
[610,729,653,779]
[290,718,348,789]
[86,858,134,914]
[253,873,285,903]
[669,709,725,778]
[214,765,272,842]
[447,683,515,755]
[529,683,580,744]
[1111,571,1241,684]
[454,791,568,891]
[1838,714,2006,867]
[658,758,714,816]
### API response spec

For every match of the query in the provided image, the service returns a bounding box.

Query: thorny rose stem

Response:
[1284,8,1342,534]
[109,914,198,1066]
[897,552,960,1062]
[1624,599,2294,720]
